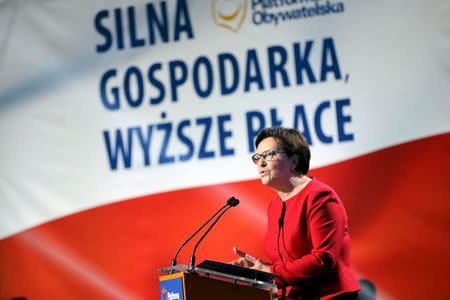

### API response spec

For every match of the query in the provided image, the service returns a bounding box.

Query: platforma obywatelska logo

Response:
[161,288,180,300]
[211,0,248,32]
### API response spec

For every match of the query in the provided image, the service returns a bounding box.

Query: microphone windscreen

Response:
[227,197,240,207]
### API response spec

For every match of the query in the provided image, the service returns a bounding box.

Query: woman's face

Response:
[255,137,294,189]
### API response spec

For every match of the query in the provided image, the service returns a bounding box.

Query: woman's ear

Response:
[290,154,299,171]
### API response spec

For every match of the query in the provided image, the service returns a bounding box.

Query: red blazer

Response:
[265,178,360,299]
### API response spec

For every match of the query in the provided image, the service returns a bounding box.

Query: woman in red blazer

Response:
[232,127,360,300]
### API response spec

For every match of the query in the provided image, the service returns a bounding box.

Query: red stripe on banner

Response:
[1,133,449,299]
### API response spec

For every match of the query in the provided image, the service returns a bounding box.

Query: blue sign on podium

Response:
[159,273,185,300]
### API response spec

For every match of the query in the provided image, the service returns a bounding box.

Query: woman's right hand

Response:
[230,246,272,273]
[229,247,255,268]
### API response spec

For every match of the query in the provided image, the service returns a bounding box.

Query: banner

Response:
[1,0,449,299]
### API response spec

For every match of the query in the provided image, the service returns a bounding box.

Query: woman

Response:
[232,127,360,300]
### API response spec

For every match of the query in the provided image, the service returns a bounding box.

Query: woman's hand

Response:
[230,247,271,273]
[230,247,254,267]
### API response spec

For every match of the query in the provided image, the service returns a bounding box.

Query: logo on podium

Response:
[160,276,184,300]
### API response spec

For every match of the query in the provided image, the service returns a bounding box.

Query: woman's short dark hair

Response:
[255,127,311,174]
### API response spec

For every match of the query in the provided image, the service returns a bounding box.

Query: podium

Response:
[158,264,276,300]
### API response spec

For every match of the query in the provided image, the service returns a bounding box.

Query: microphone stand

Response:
[188,205,233,272]
[169,197,238,274]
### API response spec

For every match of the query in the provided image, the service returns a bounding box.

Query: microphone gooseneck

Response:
[170,197,239,273]
[188,203,238,269]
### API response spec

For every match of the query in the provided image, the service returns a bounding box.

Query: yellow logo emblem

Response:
[212,0,248,32]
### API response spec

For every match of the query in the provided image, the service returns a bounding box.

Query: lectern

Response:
[158,262,276,300]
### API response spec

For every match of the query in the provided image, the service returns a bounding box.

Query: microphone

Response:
[170,197,239,271]
[188,198,240,270]
[227,196,240,207]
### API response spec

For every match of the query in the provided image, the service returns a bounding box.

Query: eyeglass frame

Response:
[251,150,286,164]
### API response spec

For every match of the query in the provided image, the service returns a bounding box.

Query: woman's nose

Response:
[258,158,267,167]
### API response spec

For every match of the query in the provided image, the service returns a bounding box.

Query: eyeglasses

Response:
[251,150,285,164]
